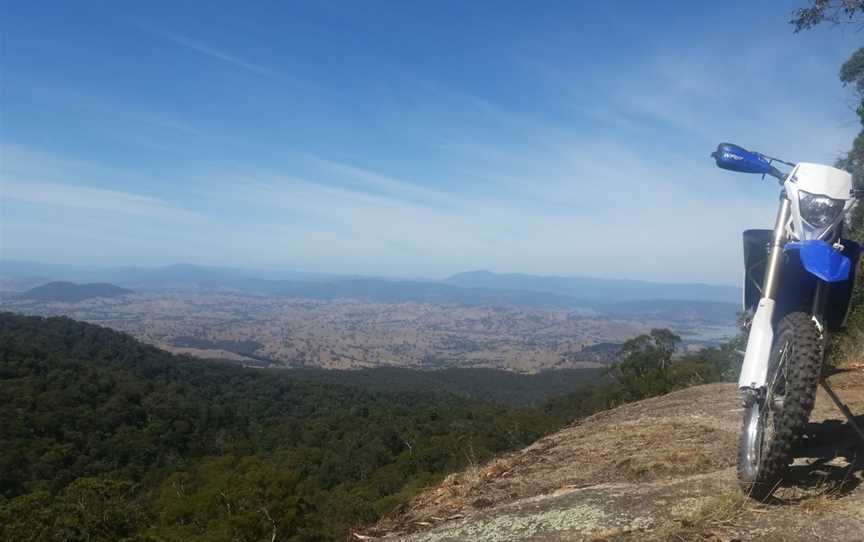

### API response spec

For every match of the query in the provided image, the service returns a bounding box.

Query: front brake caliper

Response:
[741,388,761,408]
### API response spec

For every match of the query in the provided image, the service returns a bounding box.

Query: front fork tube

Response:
[738,197,791,392]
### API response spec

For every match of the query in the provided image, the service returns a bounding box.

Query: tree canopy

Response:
[792,0,864,32]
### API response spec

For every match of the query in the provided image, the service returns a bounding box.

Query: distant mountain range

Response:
[19,281,133,302]
[1,261,741,313]
[0,261,351,289]
[445,270,739,304]
[238,278,587,307]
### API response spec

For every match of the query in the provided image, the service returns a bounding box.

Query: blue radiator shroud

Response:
[784,240,852,283]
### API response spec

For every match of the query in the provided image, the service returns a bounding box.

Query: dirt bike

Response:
[711,143,861,499]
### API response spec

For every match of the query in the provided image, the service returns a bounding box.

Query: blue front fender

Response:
[784,240,852,283]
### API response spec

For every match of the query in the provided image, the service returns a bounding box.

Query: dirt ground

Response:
[358,367,864,541]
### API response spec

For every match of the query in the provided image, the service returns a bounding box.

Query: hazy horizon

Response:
[1,258,747,288]
[2,1,861,284]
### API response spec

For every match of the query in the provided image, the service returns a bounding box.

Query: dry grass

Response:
[794,490,838,514]
[639,489,749,542]
[368,384,742,538]
[832,326,864,369]
[774,460,858,508]
[614,450,716,482]
[648,463,858,541]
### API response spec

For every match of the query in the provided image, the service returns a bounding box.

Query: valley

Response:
[0,290,737,372]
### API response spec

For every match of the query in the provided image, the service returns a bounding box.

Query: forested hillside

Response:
[0,312,735,541]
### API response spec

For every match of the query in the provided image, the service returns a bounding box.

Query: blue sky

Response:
[0,1,861,284]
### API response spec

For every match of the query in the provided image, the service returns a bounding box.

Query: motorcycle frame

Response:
[737,160,857,395]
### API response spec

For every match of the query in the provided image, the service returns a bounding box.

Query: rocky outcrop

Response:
[362,369,864,541]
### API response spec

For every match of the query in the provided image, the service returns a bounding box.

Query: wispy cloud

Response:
[2,179,200,223]
[135,21,273,76]
[0,144,201,223]
[180,136,774,282]
[309,158,457,208]
[599,46,857,162]
[0,134,772,282]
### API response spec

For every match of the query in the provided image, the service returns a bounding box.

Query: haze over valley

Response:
[1,262,739,372]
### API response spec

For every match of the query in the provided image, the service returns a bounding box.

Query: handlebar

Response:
[761,154,792,183]
[766,166,786,182]
[711,143,860,196]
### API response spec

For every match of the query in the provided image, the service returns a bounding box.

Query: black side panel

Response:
[826,239,861,331]
[743,229,773,312]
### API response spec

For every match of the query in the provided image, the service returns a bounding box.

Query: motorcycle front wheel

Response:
[737,311,822,500]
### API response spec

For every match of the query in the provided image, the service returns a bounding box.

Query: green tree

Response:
[837,48,864,190]
[0,478,149,542]
[152,455,321,542]
[792,0,864,31]
[0,491,56,542]
[55,478,149,542]
[834,49,864,364]
[607,329,681,400]
[793,9,864,363]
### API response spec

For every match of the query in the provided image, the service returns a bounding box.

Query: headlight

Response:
[799,190,844,229]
